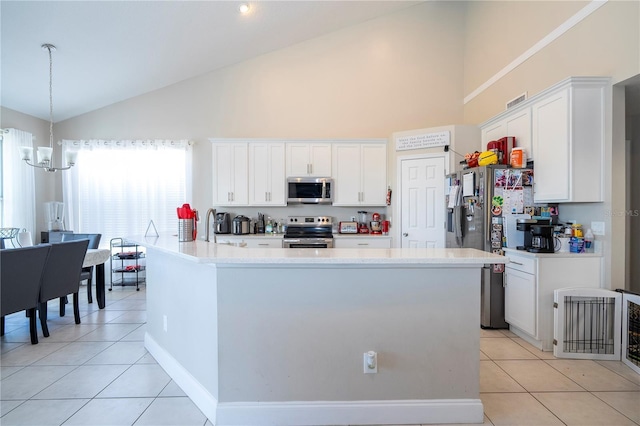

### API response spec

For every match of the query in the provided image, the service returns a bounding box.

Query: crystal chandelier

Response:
[20,44,77,172]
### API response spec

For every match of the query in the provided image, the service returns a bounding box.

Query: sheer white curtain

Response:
[1,129,36,236]
[62,139,192,247]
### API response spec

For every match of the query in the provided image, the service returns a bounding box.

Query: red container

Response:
[382,220,390,235]
[486,136,515,165]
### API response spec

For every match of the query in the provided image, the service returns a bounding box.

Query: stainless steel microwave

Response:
[287,177,333,204]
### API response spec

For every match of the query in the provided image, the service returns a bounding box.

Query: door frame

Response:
[395,152,450,248]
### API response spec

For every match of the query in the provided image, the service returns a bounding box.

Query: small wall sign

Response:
[395,131,450,151]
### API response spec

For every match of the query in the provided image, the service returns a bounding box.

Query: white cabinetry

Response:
[286,142,332,177]
[332,141,387,206]
[532,78,607,203]
[333,237,391,249]
[504,249,602,351]
[217,235,283,248]
[249,142,286,206]
[504,257,537,336]
[212,142,248,206]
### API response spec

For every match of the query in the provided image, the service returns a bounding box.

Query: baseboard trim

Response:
[145,333,483,425]
[145,333,218,423]
[217,399,484,425]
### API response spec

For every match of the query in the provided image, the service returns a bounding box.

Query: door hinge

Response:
[553,302,558,309]
[553,339,558,346]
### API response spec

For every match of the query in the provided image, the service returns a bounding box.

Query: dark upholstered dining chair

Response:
[61,233,102,304]
[0,244,51,344]
[38,239,89,338]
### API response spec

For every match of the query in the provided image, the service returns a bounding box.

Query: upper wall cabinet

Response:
[332,141,387,206]
[212,141,249,206]
[479,76,609,203]
[248,142,286,206]
[286,142,332,177]
[532,77,608,203]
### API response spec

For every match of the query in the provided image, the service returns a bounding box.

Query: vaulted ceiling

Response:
[1,1,421,122]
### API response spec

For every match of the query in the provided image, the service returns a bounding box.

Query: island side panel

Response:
[145,248,220,400]
[216,265,480,403]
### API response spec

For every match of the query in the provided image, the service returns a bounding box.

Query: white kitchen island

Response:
[134,236,506,426]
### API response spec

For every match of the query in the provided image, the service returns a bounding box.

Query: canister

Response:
[510,147,525,168]
[178,219,194,242]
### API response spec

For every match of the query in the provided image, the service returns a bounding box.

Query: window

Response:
[62,140,192,247]
[0,129,36,235]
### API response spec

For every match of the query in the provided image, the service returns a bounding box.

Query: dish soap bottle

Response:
[584,228,594,253]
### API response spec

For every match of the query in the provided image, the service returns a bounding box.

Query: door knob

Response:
[403,233,408,237]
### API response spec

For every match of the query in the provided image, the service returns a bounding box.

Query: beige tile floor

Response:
[1,286,639,425]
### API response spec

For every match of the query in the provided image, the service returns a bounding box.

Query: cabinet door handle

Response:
[231,192,234,202]
[357,243,369,246]
[510,261,524,266]
[309,163,313,174]
[269,192,271,202]
[258,243,269,246]
[228,192,231,202]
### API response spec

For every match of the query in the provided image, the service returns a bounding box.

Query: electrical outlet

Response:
[363,351,377,374]
[163,315,168,332]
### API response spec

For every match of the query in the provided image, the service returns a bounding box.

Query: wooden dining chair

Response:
[38,239,89,338]
[60,233,101,306]
[0,244,51,344]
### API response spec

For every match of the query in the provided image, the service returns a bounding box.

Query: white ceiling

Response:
[1,1,421,122]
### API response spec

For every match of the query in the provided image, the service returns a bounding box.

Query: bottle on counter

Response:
[265,217,273,234]
[571,223,583,237]
[584,228,594,253]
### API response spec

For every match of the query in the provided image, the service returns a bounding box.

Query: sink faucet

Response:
[205,208,216,243]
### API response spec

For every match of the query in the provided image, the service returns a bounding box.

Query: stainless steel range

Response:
[282,216,334,248]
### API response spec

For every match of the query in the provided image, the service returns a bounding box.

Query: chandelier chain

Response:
[46,44,54,149]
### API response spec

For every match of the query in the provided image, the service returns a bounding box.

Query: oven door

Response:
[282,238,334,248]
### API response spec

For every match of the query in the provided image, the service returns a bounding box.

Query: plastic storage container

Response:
[510,148,525,168]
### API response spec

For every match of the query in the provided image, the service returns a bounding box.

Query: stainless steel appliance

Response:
[283,216,334,248]
[446,165,534,329]
[287,177,333,204]
[516,218,551,251]
[215,212,231,234]
[232,215,251,235]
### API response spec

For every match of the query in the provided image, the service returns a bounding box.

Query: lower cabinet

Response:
[216,236,283,248]
[333,237,391,249]
[504,268,536,336]
[504,250,602,351]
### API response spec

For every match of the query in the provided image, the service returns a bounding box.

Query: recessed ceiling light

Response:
[239,3,251,14]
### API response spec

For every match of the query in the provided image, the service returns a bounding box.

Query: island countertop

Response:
[131,235,507,265]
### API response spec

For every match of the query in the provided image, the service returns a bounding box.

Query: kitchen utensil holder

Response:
[178,219,194,242]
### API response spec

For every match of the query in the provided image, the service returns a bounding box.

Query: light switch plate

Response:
[591,221,605,236]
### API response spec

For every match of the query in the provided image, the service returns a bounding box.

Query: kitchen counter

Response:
[136,235,505,426]
[504,247,602,258]
[332,233,391,238]
[134,234,500,265]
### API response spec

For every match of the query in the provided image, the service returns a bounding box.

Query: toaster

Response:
[339,221,358,234]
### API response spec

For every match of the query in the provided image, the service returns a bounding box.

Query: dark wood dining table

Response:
[83,249,110,309]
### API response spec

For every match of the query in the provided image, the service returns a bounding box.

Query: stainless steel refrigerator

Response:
[445,165,534,329]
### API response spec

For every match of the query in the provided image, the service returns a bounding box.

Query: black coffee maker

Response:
[529,224,554,253]
[516,218,554,253]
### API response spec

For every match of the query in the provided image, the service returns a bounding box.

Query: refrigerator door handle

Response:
[453,205,464,246]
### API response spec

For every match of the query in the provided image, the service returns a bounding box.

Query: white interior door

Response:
[400,156,445,248]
